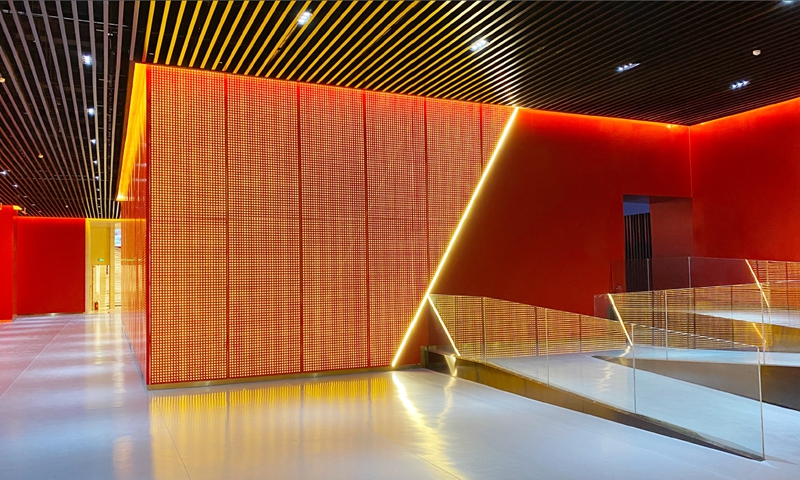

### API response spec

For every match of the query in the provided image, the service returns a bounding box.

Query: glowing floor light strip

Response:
[391,107,518,367]
[427,295,461,356]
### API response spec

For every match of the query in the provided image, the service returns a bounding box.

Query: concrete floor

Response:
[1,314,800,479]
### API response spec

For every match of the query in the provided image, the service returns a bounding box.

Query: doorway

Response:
[623,196,652,292]
[619,195,694,292]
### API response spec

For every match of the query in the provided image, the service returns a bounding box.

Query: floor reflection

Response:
[2,313,800,480]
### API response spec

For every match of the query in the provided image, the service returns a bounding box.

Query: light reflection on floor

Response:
[1,313,800,479]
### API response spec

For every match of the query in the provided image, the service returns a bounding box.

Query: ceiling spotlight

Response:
[87,107,95,116]
[730,80,750,90]
[616,62,640,72]
[91,138,97,145]
[12,184,18,188]
[753,49,761,56]
[0,170,6,175]
[37,153,43,159]
[95,176,100,180]
[470,38,489,52]
[0,76,5,83]
[93,160,98,164]
[82,54,92,66]
[297,10,312,26]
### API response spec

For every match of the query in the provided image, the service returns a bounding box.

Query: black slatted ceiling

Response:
[1,1,799,218]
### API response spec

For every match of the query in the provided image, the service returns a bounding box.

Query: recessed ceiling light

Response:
[37,153,43,159]
[13,184,18,188]
[0,76,5,83]
[730,80,750,90]
[470,38,489,52]
[753,49,761,56]
[0,170,6,175]
[82,54,92,66]
[95,176,100,180]
[298,11,312,26]
[616,62,640,72]
[93,160,98,164]
[91,138,97,145]
[87,107,95,116]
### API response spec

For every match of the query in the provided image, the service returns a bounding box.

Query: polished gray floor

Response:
[2,314,800,479]
[491,353,764,456]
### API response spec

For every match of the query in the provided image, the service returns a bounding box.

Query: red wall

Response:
[691,97,800,262]
[433,110,692,315]
[0,206,16,321]
[16,218,85,315]
[650,198,694,258]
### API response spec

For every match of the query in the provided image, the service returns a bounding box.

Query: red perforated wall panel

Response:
[481,104,515,166]
[227,76,301,378]
[365,92,428,367]
[120,65,511,385]
[149,68,228,384]
[299,84,368,372]
[426,99,482,270]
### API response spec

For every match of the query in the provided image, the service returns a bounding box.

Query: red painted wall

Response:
[16,218,85,315]
[691,97,800,262]
[650,198,694,258]
[433,110,692,315]
[0,206,16,321]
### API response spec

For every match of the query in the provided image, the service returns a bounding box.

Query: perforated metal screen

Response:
[125,65,513,385]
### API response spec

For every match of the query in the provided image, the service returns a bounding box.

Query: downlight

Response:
[616,62,640,72]
[470,38,489,52]
[730,80,750,90]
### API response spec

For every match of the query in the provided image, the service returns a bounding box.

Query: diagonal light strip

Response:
[392,107,518,367]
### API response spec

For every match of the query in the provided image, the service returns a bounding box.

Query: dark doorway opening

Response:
[623,196,652,292]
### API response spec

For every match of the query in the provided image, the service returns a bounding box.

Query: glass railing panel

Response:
[630,324,764,459]
[430,294,764,459]
[609,257,800,294]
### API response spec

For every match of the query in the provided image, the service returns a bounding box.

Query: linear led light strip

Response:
[606,294,633,346]
[391,107,518,367]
